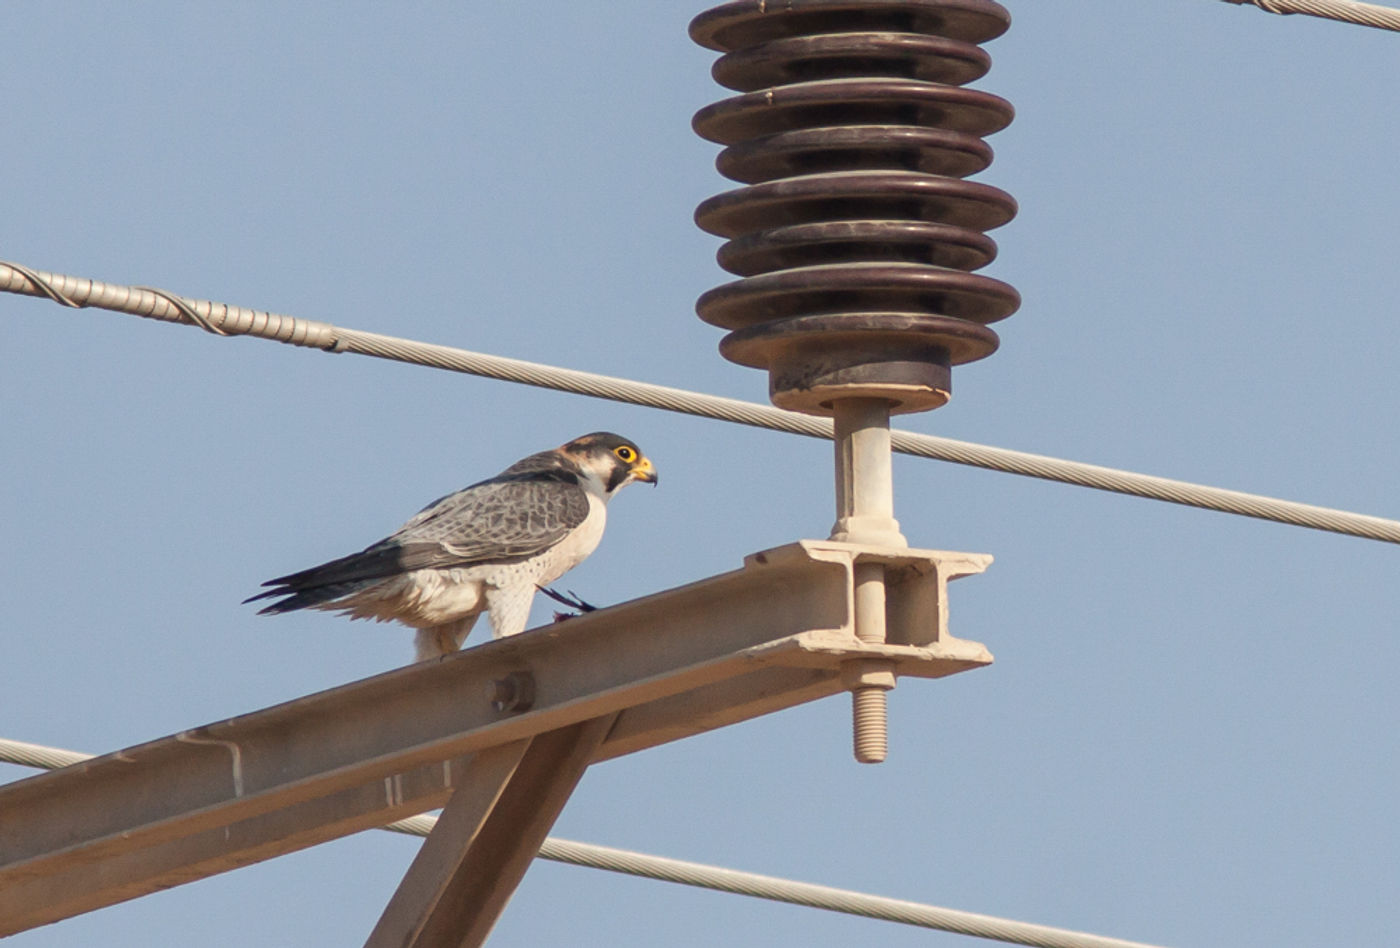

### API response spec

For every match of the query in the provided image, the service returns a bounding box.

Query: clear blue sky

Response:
[3,3,1397,946]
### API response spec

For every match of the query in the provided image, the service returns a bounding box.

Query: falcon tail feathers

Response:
[245,543,410,614]
[247,580,375,615]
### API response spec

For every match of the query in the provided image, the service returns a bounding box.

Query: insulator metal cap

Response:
[690,0,1018,416]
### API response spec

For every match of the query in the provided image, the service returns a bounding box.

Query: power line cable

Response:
[4,259,1399,546]
[0,737,1169,948]
[0,737,89,771]
[1221,0,1400,31]
[525,836,1170,948]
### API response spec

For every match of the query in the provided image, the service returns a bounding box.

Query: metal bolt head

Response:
[489,671,536,713]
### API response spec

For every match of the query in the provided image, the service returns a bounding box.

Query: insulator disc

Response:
[711,31,992,90]
[695,170,1016,237]
[721,312,1000,414]
[716,220,998,275]
[691,1,1012,53]
[692,78,1013,144]
[696,262,1020,329]
[715,125,993,185]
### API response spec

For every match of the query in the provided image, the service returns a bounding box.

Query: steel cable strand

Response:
[889,432,1400,543]
[5,259,1399,545]
[315,330,1400,543]
[332,327,832,433]
[532,836,1169,948]
[0,738,91,771]
[1223,0,1400,31]
[0,262,339,347]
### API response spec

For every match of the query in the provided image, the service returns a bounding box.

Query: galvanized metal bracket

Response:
[752,539,992,655]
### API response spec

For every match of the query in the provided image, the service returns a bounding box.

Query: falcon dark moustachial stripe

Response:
[246,432,657,661]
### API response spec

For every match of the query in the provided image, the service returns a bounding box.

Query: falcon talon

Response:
[245,433,656,662]
[538,586,598,613]
[566,589,599,612]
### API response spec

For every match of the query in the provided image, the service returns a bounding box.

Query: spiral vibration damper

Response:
[690,0,1019,416]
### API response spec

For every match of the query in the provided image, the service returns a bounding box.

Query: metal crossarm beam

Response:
[0,742,1169,948]
[0,540,990,937]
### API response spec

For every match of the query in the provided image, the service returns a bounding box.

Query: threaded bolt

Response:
[851,686,889,764]
[842,657,897,765]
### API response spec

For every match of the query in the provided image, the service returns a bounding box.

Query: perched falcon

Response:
[247,432,656,661]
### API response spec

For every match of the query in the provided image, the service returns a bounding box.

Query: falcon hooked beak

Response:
[631,455,658,486]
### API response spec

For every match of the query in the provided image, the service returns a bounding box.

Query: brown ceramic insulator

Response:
[690,1,1013,53]
[709,32,992,91]
[689,0,1018,415]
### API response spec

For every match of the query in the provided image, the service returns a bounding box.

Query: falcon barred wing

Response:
[387,471,590,564]
[246,469,591,613]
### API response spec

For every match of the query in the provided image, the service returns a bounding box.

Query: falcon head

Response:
[559,432,657,495]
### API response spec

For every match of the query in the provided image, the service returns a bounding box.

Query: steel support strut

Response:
[366,716,617,948]
[831,398,907,763]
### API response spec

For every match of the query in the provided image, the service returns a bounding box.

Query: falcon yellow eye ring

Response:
[615,446,637,462]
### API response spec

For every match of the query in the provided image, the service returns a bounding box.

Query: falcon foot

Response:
[539,586,599,621]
